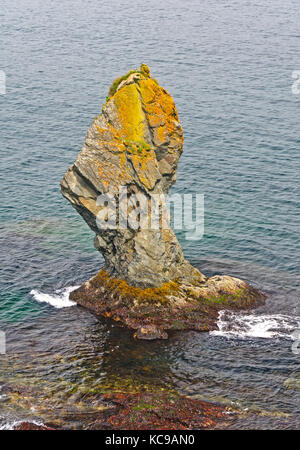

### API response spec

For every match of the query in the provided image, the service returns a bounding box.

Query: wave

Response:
[210,311,300,339]
[30,286,79,309]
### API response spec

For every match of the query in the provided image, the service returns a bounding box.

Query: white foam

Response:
[210,311,300,339]
[30,286,79,309]
[0,419,46,430]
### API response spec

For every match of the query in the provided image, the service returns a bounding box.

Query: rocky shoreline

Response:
[10,392,236,430]
[9,390,293,430]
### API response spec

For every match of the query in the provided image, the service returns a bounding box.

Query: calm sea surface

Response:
[0,0,299,429]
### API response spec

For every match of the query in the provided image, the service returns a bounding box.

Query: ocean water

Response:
[0,0,299,429]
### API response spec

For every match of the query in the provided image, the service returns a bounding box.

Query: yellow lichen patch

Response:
[96,123,122,140]
[105,140,126,154]
[126,142,160,190]
[147,114,165,128]
[156,125,168,143]
[94,155,131,189]
[160,91,177,116]
[138,78,177,117]
[137,78,182,150]
[95,126,111,140]
[95,72,183,191]
[113,83,147,142]
[119,152,128,178]
[96,124,126,153]
[89,69,183,192]
[137,79,156,103]
[92,270,181,305]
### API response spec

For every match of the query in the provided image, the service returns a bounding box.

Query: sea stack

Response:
[61,65,265,339]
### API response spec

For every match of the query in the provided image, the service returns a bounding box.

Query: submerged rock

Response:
[284,378,300,390]
[88,392,294,430]
[89,392,237,430]
[133,324,168,340]
[61,64,265,338]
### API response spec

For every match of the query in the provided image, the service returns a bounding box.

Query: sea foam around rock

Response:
[210,311,300,339]
[30,286,78,309]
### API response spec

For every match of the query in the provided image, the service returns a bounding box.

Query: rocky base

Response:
[62,65,266,338]
[70,269,266,339]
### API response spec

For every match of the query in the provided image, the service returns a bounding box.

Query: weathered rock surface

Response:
[61,64,201,288]
[89,392,238,430]
[133,324,168,340]
[61,64,266,338]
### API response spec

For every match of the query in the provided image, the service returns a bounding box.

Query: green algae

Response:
[107,64,151,99]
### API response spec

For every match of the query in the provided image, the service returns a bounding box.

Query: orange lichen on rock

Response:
[92,269,180,305]
[137,78,182,151]
[90,68,183,193]
[93,155,131,190]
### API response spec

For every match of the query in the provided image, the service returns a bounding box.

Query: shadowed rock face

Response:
[61,64,203,288]
[61,65,266,339]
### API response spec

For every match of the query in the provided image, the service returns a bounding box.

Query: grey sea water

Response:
[0,0,299,428]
